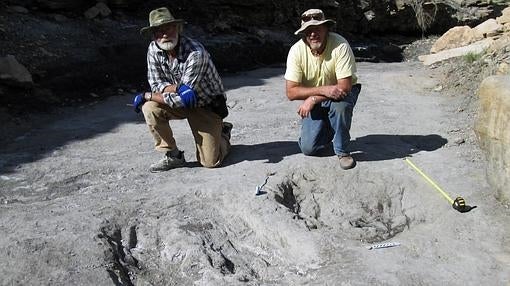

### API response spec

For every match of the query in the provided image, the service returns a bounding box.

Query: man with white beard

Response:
[134,7,232,172]
[285,9,361,170]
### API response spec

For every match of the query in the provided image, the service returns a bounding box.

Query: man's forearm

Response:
[145,84,176,104]
[162,84,177,93]
[287,85,325,101]
[144,90,187,109]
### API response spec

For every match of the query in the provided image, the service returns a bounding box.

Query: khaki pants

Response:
[141,101,230,168]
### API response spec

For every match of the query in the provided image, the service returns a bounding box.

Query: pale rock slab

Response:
[475,75,510,202]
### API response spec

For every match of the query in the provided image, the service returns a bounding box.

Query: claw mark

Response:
[99,224,139,286]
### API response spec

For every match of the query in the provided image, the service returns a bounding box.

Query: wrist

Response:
[311,96,317,103]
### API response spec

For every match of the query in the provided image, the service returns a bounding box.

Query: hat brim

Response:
[294,19,335,35]
[140,19,185,36]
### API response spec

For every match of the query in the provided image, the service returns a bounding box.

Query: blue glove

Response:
[133,93,146,113]
[178,84,197,108]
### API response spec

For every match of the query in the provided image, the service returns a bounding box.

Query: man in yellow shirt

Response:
[285,8,361,170]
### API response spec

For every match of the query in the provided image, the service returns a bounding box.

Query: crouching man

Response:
[134,7,232,172]
[285,9,361,170]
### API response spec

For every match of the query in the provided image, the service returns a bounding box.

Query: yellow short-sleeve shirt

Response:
[285,33,357,87]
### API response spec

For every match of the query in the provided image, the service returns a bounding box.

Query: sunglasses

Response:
[301,14,323,22]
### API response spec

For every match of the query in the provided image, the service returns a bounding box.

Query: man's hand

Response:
[297,96,316,118]
[322,85,347,101]
[133,93,146,113]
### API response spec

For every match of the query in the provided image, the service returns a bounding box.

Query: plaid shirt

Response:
[146,36,226,108]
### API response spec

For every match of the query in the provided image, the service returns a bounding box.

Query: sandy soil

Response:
[1,61,509,285]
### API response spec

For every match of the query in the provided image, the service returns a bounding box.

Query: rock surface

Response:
[1,62,508,285]
[419,6,510,203]
[430,25,482,53]
[1,1,510,284]
[475,75,510,203]
[420,37,494,65]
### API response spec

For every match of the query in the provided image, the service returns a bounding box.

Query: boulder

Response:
[486,33,510,54]
[420,37,493,65]
[505,23,510,32]
[475,75,510,203]
[84,2,111,19]
[498,62,509,75]
[473,18,503,38]
[7,5,29,13]
[496,6,510,25]
[0,55,33,87]
[430,26,482,53]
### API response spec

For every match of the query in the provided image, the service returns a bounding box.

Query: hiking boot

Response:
[149,151,185,173]
[338,154,356,170]
[222,121,233,140]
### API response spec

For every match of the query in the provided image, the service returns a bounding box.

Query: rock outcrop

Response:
[0,0,507,114]
[420,37,494,65]
[419,5,510,65]
[430,25,482,53]
[475,76,510,203]
[417,5,510,203]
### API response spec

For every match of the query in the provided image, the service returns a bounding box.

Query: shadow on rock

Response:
[224,141,300,165]
[0,96,143,175]
[349,134,448,161]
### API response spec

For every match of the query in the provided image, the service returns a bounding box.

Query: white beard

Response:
[309,42,322,52]
[156,36,178,51]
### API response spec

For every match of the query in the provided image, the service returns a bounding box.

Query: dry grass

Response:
[408,0,438,37]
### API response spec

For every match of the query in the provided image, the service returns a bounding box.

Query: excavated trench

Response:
[97,201,269,285]
[99,221,265,285]
[98,168,415,285]
[273,169,412,243]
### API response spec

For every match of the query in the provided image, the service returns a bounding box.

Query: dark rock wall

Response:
[6,0,502,35]
[0,0,507,113]
[5,0,506,32]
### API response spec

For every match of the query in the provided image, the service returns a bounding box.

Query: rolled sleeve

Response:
[334,44,356,80]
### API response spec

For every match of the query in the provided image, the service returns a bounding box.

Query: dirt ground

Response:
[1,61,509,285]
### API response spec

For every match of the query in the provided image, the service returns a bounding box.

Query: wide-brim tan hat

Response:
[140,7,184,36]
[295,8,336,35]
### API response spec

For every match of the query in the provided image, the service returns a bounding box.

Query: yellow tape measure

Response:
[404,157,476,213]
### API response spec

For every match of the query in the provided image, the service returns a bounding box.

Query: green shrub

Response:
[463,51,484,63]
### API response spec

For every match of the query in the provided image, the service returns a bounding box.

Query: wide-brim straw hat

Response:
[295,8,336,35]
[140,7,184,36]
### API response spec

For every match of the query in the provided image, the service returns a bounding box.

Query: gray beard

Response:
[309,42,322,52]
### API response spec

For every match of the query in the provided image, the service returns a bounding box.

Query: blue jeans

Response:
[298,84,361,156]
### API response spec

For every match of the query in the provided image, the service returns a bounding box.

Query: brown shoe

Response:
[338,154,356,170]
[222,122,233,140]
